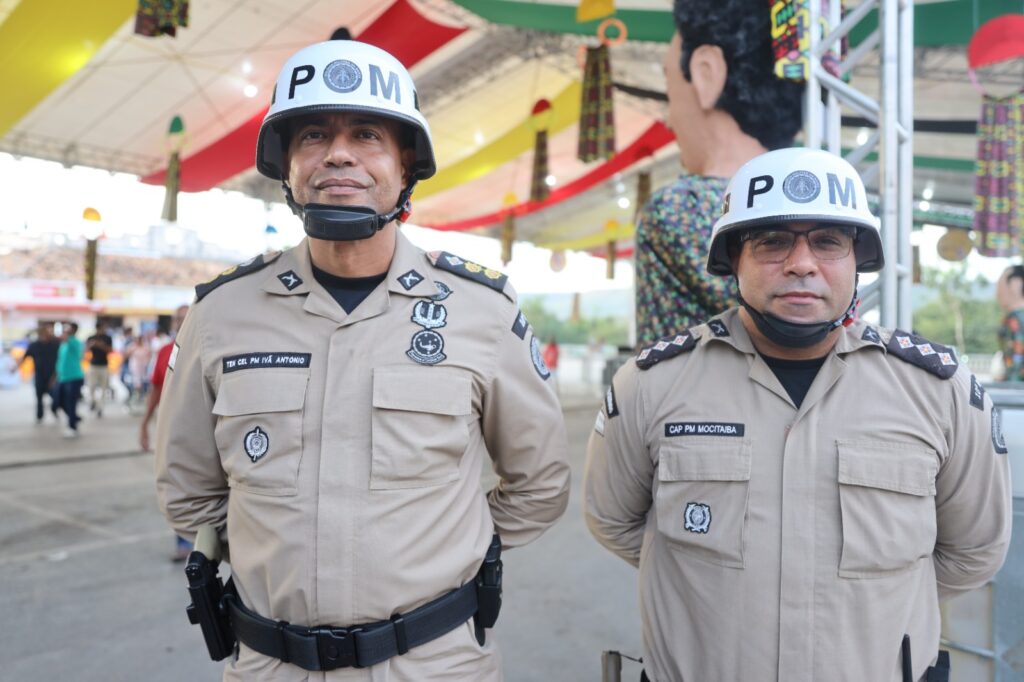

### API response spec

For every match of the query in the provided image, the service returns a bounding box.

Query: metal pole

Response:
[878,0,899,328]
[896,0,914,330]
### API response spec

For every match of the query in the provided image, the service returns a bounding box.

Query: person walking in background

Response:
[18,323,61,423]
[126,334,153,411]
[543,336,560,394]
[996,264,1024,382]
[85,323,113,417]
[56,322,85,438]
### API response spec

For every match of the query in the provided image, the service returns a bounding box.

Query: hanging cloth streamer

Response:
[530,99,553,202]
[500,192,518,265]
[161,115,187,222]
[973,93,1024,257]
[135,0,189,37]
[578,24,619,162]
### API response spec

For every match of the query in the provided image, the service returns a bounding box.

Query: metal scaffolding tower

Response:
[805,0,914,329]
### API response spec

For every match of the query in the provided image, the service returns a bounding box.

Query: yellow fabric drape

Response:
[0,0,135,137]
[414,82,582,200]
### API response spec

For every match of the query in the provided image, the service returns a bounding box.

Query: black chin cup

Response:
[284,182,415,242]
[738,286,858,349]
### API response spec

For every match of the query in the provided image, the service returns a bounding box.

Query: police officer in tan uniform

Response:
[584,148,1012,682]
[155,40,570,681]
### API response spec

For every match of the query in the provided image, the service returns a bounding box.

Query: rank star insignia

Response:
[411,300,448,329]
[244,426,270,463]
[398,269,424,291]
[897,336,914,349]
[684,502,712,534]
[277,270,302,291]
[445,255,464,267]
[407,329,447,365]
[918,344,935,356]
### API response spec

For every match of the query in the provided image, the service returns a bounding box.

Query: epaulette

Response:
[427,251,508,295]
[885,329,958,380]
[195,251,282,302]
[636,332,698,370]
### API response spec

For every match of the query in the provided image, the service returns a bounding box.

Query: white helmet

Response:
[256,40,436,183]
[706,147,883,276]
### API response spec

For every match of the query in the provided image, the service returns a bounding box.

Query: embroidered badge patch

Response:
[861,326,881,344]
[398,269,424,291]
[277,270,302,291]
[244,426,270,463]
[665,422,745,437]
[530,336,551,380]
[407,330,447,365]
[970,375,986,411]
[708,319,730,337]
[684,502,712,534]
[431,281,453,301]
[411,300,447,329]
[511,309,529,340]
[605,385,619,418]
[992,410,1008,455]
[223,352,311,373]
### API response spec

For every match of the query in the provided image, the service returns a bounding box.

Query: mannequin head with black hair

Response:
[997,264,1024,313]
[665,0,804,177]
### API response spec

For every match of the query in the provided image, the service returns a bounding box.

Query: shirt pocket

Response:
[836,440,938,578]
[370,366,472,490]
[655,440,752,568]
[212,370,308,496]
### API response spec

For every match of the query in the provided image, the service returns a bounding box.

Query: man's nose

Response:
[323,132,356,166]
[783,234,819,276]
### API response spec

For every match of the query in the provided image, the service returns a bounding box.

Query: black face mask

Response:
[738,277,859,349]
[283,182,416,242]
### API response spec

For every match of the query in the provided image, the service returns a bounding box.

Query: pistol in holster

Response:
[185,525,236,661]
[473,534,503,645]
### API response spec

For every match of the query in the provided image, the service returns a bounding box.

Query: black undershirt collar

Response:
[311,264,387,314]
[760,354,828,408]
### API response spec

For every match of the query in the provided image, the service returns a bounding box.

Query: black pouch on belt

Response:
[925,651,951,682]
[473,534,503,645]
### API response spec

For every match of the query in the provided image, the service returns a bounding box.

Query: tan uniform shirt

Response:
[584,309,1011,682]
[156,233,570,681]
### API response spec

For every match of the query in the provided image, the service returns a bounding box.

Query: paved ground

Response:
[0,382,643,681]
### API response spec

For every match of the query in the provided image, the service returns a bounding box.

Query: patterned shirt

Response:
[635,174,739,346]
[999,309,1024,381]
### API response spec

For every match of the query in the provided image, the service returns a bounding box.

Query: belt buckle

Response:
[313,626,360,670]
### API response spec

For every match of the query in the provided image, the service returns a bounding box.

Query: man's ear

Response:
[401,147,417,185]
[689,44,728,111]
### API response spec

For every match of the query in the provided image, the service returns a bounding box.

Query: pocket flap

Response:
[837,441,937,496]
[372,366,471,416]
[212,371,308,416]
[659,441,752,482]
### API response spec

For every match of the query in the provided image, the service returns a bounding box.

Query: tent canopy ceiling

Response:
[0,0,1016,248]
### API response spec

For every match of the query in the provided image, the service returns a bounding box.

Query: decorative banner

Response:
[633,170,651,223]
[973,93,1023,257]
[530,99,553,202]
[537,222,635,252]
[0,0,137,138]
[452,0,672,42]
[576,0,615,23]
[604,219,618,278]
[135,0,189,37]
[415,82,582,200]
[161,115,187,222]
[142,0,466,192]
[500,192,518,265]
[578,44,616,162]
[424,121,673,231]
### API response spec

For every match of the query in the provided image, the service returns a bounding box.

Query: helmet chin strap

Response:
[738,276,860,349]
[283,181,417,242]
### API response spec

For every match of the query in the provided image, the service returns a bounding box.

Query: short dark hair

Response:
[1007,264,1024,295]
[673,0,805,151]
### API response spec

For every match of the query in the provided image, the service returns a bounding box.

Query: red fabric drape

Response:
[423,122,674,231]
[141,0,465,192]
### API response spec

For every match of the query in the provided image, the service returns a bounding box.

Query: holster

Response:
[184,525,236,661]
[473,534,503,645]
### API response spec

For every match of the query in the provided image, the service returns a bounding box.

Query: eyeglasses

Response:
[740,225,856,263]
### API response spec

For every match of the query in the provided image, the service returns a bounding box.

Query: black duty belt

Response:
[224,579,478,671]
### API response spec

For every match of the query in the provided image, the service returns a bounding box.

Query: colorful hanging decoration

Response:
[604,219,619,278]
[633,171,651,224]
[530,99,553,202]
[500,192,519,265]
[769,0,843,81]
[936,229,973,262]
[82,208,102,301]
[972,93,1023,257]
[578,19,623,163]
[161,115,187,222]
[134,0,189,37]
[576,0,615,22]
[550,250,567,272]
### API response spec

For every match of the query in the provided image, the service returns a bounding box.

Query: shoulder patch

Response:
[195,252,282,302]
[428,251,508,294]
[885,329,958,380]
[636,333,698,370]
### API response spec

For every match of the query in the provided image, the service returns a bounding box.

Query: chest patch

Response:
[530,335,551,380]
[886,330,958,379]
[636,333,697,370]
[665,422,745,437]
[684,502,712,534]
[970,374,986,411]
[223,352,311,373]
